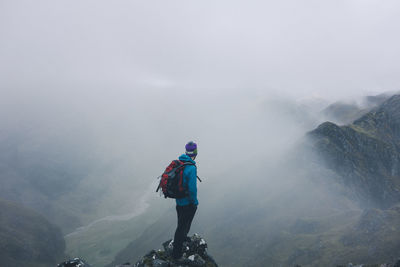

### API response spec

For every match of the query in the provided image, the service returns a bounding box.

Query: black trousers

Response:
[172,204,197,258]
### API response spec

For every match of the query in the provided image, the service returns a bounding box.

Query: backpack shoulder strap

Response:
[176,161,203,184]
[175,161,196,170]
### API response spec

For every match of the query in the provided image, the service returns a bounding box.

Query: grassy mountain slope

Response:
[0,131,96,233]
[0,198,65,267]
[308,95,400,208]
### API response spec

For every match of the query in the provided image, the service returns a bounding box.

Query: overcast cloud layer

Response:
[1,0,400,100]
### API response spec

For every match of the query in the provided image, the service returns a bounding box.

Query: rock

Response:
[57,258,91,267]
[152,259,169,267]
[187,254,206,266]
[162,239,174,255]
[132,234,218,267]
[334,258,400,267]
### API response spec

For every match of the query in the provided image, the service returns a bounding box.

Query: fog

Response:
[2,0,400,97]
[1,0,400,265]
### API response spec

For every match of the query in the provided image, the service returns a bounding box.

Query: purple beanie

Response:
[185,141,198,157]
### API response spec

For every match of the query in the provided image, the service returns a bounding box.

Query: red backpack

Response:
[156,160,196,199]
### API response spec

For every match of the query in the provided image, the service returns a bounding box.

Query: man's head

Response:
[185,141,198,160]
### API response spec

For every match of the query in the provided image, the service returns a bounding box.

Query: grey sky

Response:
[1,0,400,100]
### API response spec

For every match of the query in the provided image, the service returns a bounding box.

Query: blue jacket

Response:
[176,154,198,206]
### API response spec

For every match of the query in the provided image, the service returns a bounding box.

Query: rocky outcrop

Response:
[307,95,400,208]
[336,258,400,267]
[57,258,91,267]
[58,235,218,267]
[117,234,218,267]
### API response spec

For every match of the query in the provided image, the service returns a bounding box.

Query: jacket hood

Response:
[179,154,196,164]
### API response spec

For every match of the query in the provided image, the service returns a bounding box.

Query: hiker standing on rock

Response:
[172,141,199,259]
[156,141,200,260]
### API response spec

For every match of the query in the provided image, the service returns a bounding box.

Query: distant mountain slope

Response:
[106,208,176,267]
[322,102,366,125]
[0,131,95,233]
[308,95,400,208]
[0,198,65,267]
[321,93,392,125]
[0,126,154,234]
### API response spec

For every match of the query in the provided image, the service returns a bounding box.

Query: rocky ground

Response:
[126,234,218,267]
[57,234,218,267]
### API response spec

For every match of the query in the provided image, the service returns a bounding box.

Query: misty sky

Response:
[1,0,400,101]
[2,0,400,239]
[2,4,400,265]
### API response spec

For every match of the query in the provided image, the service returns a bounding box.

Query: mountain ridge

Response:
[307,94,400,208]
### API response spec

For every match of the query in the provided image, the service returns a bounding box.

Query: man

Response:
[172,141,199,260]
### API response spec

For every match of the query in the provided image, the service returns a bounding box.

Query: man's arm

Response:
[187,165,198,205]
